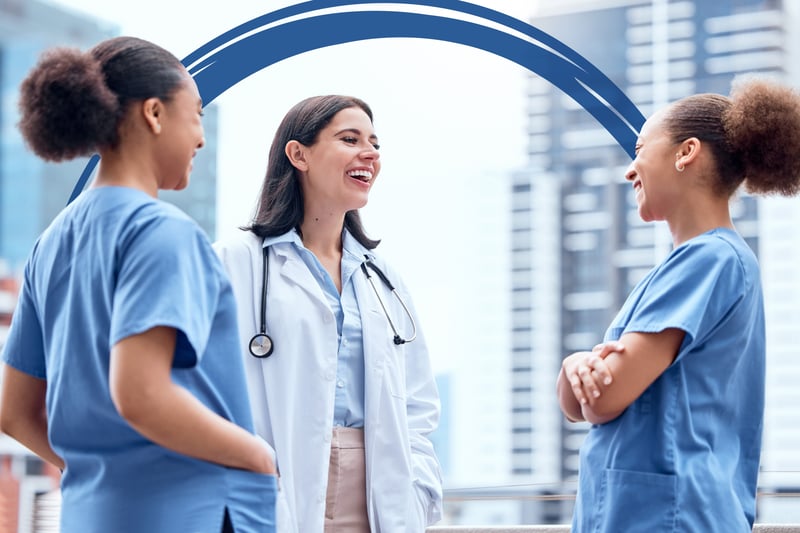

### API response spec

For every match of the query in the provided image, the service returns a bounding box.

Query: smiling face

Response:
[292,106,381,217]
[155,73,205,191]
[625,109,683,223]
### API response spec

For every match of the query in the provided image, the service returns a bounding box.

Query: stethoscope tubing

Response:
[360,262,416,345]
[248,244,416,358]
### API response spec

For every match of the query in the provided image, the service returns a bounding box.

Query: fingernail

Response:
[604,377,612,385]
[580,397,587,404]
[593,390,600,398]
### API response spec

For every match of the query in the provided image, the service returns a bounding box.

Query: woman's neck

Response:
[300,213,346,293]
[300,213,345,259]
[667,194,734,247]
[91,150,158,198]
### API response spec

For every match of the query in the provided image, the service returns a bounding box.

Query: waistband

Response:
[330,427,364,449]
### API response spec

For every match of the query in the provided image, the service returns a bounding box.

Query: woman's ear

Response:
[285,140,308,172]
[676,137,701,169]
[141,97,163,135]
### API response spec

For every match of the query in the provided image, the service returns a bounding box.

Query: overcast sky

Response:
[45,0,539,373]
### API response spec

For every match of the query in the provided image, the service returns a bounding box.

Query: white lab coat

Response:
[214,230,443,533]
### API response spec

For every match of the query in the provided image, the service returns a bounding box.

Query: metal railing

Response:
[427,527,800,533]
[24,487,800,533]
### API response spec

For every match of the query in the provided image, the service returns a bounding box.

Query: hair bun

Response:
[725,77,800,196]
[17,47,119,161]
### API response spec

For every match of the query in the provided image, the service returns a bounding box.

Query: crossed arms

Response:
[557,328,685,425]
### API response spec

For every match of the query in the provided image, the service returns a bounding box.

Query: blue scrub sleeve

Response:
[110,212,221,368]
[619,235,747,360]
[2,260,46,379]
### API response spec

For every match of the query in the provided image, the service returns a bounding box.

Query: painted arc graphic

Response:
[69,1,646,203]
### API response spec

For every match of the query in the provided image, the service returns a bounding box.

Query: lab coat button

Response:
[337,380,344,388]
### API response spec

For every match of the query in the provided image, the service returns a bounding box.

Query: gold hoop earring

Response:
[675,161,685,172]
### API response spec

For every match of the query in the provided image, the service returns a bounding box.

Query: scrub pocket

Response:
[597,468,678,532]
[226,471,278,532]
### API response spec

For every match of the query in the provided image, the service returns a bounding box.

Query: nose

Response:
[197,135,206,150]
[360,145,379,161]
[624,161,636,182]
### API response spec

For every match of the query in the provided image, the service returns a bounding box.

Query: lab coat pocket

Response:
[598,468,677,532]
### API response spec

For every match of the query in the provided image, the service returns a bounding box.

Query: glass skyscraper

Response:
[0,0,219,273]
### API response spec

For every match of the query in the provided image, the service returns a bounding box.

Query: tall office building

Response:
[757,0,800,521]
[0,0,114,270]
[0,0,219,274]
[515,0,793,522]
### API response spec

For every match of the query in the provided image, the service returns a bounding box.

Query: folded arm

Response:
[558,329,684,425]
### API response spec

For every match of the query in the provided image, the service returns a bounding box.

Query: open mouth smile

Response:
[348,169,373,183]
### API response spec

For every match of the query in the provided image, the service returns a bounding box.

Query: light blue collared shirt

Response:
[262,229,366,428]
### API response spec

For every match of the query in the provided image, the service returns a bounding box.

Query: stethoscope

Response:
[249,245,417,358]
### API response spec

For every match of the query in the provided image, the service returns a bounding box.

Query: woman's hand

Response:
[563,342,624,406]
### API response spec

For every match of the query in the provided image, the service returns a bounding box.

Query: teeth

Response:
[348,170,372,181]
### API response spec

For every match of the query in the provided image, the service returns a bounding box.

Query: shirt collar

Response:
[342,228,372,264]
[261,229,301,250]
[261,228,372,263]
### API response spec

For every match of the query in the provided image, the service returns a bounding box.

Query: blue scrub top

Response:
[573,228,765,533]
[2,187,276,533]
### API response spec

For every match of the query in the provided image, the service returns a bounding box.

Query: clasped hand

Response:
[563,341,624,406]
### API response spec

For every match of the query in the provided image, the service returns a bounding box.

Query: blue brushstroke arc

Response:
[182,0,642,137]
[188,11,641,152]
[70,5,645,204]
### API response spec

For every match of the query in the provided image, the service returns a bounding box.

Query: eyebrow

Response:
[334,127,379,142]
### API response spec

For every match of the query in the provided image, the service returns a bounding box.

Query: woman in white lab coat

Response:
[214,95,443,533]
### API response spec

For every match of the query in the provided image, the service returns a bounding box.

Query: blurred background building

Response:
[0,0,113,272]
[0,0,218,274]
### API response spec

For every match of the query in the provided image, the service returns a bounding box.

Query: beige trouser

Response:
[324,427,370,533]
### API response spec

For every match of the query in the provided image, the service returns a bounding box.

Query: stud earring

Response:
[675,161,685,172]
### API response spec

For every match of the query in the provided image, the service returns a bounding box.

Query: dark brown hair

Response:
[17,36,185,161]
[245,95,380,249]
[664,76,800,197]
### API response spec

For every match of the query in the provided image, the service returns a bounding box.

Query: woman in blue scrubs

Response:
[0,36,276,532]
[557,77,800,532]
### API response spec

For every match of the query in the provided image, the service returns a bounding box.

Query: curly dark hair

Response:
[17,36,185,162]
[245,95,380,249]
[664,76,800,197]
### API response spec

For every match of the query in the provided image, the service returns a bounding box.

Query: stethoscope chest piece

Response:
[249,333,274,358]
